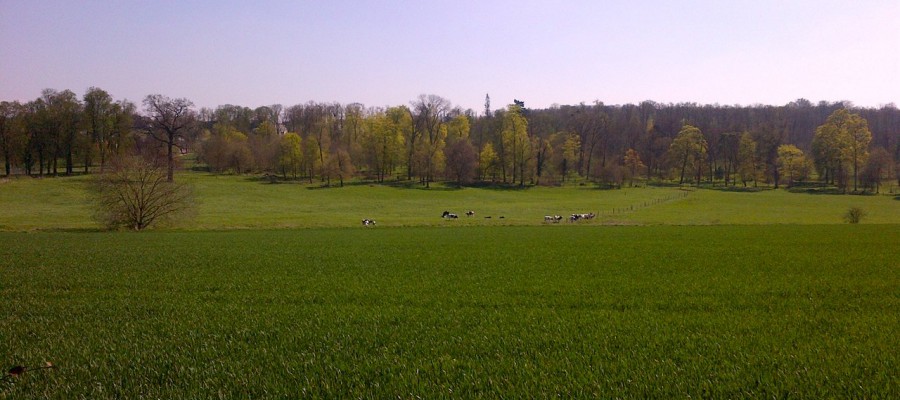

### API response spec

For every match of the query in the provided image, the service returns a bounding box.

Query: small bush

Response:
[844,207,866,224]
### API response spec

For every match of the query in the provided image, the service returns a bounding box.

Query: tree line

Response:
[1,89,898,192]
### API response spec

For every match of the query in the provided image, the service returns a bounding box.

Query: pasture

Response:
[2,225,898,398]
[1,173,899,231]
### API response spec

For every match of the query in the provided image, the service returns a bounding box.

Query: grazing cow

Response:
[569,212,596,222]
[544,215,563,223]
[362,219,376,226]
[441,211,459,219]
[465,210,475,217]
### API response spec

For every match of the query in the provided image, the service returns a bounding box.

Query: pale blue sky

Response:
[1,0,897,112]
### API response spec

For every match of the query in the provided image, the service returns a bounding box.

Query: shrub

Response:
[844,207,866,224]
[92,155,195,230]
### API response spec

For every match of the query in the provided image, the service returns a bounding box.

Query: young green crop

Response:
[1,225,897,398]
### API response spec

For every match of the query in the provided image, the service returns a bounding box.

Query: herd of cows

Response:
[362,211,596,226]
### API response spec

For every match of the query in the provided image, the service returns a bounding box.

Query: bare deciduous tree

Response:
[143,94,196,182]
[92,155,194,230]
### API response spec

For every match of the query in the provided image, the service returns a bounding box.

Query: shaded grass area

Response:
[1,225,897,398]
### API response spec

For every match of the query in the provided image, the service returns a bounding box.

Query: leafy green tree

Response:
[559,133,581,183]
[200,123,251,173]
[278,132,303,179]
[668,124,707,185]
[501,104,529,185]
[478,142,498,182]
[813,109,872,191]
[362,107,406,182]
[302,135,321,183]
[776,144,807,187]
[410,95,451,187]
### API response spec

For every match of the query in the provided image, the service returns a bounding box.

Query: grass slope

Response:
[2,225,897,398]
[1,173,899,231]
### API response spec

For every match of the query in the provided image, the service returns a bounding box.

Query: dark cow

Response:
[362,219,376,226]
[465,210,475,217]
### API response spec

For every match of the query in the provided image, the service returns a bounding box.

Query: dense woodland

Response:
[1,89,898,192]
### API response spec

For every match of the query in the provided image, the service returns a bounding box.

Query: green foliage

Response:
[478,142,498,181]
[501,104,531,185]
[776,144,809,186]
[668,124,707,185]
[1,225,896,397]
[813,109,872,191]
[277,132,303,179]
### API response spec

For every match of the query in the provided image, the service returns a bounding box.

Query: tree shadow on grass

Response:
[707,186,767,193]
[464,181,531,191]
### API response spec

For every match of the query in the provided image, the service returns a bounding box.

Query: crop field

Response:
[2,225,898,398]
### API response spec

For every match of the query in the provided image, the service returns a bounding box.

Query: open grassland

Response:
[1,173,899,231]
[2,225,898,398]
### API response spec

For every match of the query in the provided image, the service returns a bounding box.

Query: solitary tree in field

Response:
[92,155,194,230]
[143,94,196,182]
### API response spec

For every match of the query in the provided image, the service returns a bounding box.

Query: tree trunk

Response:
[167,139,175,182]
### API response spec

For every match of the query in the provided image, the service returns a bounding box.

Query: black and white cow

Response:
[569,212,596,222]
[441,211,459,219]
[544,215,563,223]
[362,219,376,226]
[465,210,475,217]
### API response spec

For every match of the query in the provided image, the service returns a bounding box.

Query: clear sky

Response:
[1,0,897,113]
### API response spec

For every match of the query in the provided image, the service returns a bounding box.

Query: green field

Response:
[1,173,898,397]
[2,226,898,398]
[1,173,899,230]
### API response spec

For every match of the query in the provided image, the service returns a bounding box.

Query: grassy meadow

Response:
[1,172,899,230]
[2,226,898,398]
[1,172,898,397]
